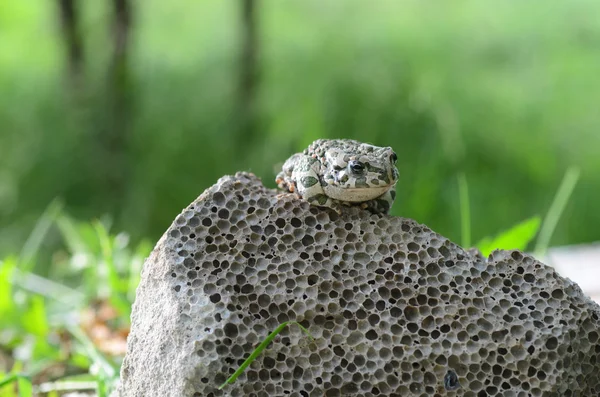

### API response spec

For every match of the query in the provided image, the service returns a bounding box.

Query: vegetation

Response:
[0,202,149,396]
[2,0,600,259]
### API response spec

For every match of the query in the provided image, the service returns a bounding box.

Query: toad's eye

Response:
[348,160,365,174]
[390,152,398,163]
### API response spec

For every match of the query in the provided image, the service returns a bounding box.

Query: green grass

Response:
[0,203,150,396]
[462,166,579,257]
[2,0,600,256]
[476,217,541,257]
[458,173,471,248]
[459,172,541,256]
[534,166,581,256]
[0,373,32,397]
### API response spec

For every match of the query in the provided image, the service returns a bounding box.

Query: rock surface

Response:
[117,172,600,397]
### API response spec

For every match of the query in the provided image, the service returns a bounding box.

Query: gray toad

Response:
[276,139,399,214]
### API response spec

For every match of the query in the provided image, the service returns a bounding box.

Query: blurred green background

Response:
[2,0,600,260]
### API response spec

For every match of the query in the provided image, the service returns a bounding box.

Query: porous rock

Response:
[117,172,600,397]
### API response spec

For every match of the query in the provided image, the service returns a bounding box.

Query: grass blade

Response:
[66,325,119,379]
[38,375,98,394]
[457,173,471,248]
[38,379,98,394]
[476,216,541,257]
[0,374,32,397]
[55,214,88,254]
[534,166,580,257]
[22,295,49,338]
[17,376,32,397]
[292,322,314,342]
[0,257,17,314]
[19,199,63,271]
[65,326,118,396]
[92,221,130,315]
[10,268,84,308]
[218,321,314,390]
[0,374,18,388]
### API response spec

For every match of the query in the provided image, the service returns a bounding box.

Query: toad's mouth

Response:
[323,184,394,202]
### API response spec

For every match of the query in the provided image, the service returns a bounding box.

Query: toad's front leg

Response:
[306,193,344,214]
[293,158,343,214]
[361,184,396,215]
